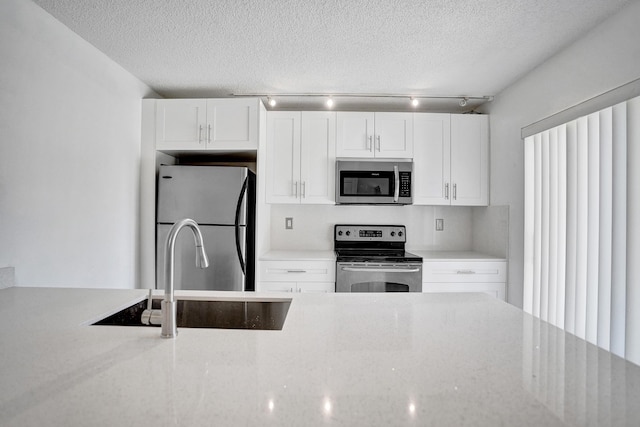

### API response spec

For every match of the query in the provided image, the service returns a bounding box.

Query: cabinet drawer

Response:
[260,260,335,282]
[422,261,506,283]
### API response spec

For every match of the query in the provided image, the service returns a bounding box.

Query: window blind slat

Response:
[575,116,589,340]
[565,121,578,335]
[586,113,600,345]
[523,136,535,314]
[557,125,568,330]
[598,108,613,351]
[625,96,640,365]
[610,102,627,358]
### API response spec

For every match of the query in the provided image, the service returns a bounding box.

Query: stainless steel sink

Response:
[93,297,291,330]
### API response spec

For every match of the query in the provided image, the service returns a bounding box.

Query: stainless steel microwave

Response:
[335,160,413,205]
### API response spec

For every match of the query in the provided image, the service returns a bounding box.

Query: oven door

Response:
[336,262,422,292]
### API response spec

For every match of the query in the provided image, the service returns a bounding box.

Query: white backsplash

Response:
[269,204,475,251]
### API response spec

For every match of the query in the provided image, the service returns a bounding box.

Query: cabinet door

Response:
[155,99,207,150]
[266,112,301,203]
[413,113,451,205]
[336,112,375,158]
[450,115,489,206]
[374,112,413,158]
[206,99,258,150]
[300,112,336,204]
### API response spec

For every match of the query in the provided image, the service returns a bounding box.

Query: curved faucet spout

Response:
[162,218,209,338]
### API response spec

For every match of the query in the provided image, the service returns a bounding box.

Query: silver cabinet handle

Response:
[341,267,421,273]
[301,181,306,198]
[286,270,307,273]
[393,165,399,203]
[368,135,373,151]
[456,270,476,274]
[292,181,298,198]
[198,125,203,144]
[207,124,212,144]
[445,183,449,200]
[376,135,381,151]
[453,183,457,200]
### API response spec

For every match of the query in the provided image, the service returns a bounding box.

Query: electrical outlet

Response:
[285,217,293,229]
[435,218,444,231]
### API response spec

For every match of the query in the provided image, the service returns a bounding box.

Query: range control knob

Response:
[338,231,343,236]
[390,231,396,237]
[346,231,351,236]
[398,231,404,237]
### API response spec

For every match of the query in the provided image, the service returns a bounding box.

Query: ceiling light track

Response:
[232,93,493,109]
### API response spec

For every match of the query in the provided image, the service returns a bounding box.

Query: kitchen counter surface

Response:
[411,250,507,261]
[1,287,638,426]
[261,250,336,261]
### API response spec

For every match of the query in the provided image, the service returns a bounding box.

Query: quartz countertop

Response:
[260,250,336,261]
[411,250,507,261]
[1,287,638,426]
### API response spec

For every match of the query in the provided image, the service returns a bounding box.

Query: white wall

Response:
[483,1,640,307]
[0,0,156,287]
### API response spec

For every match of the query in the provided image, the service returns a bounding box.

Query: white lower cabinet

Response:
[422,260,507,300]
[258,260,335,293]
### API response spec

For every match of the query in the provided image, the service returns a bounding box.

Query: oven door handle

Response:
[340,266,421,273]
[393,165,400,203]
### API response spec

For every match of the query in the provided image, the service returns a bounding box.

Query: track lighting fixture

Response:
[326,96,334,108]
[234,93,493,109]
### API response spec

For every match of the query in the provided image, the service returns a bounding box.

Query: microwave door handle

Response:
[394,165,399,202]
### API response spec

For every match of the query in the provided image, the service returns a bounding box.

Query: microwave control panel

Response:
[399,172,411,197]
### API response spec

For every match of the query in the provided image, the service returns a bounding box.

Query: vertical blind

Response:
[523,95,640,365]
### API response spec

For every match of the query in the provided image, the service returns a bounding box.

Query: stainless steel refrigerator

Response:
[156,165,256,292]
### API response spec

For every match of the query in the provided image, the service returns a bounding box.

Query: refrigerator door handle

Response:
[234,177,249,275]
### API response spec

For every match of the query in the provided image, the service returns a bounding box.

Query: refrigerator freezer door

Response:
[157,165,248,226]
[157,224,245,291]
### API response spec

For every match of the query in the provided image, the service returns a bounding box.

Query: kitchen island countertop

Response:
[1,287,638,426]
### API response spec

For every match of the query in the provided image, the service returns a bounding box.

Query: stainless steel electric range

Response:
[334,224,423,292]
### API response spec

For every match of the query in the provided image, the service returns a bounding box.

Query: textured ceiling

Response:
[32,0,633,111]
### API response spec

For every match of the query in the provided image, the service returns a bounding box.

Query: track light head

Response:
[410,97,419,107]
[267,97,277,107]
[459,97,469,107]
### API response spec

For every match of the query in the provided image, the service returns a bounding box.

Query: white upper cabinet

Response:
[413,113,451,205]
[266,111,336,204]
[450,114,488,206]
[413,113,489,206]
[155,98,259,151]
[336,112,413,158]
[155,99,206,150]
[300,112,337,204]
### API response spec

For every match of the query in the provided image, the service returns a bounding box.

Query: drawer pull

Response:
[287,270,307,273]
[456,270,476,274]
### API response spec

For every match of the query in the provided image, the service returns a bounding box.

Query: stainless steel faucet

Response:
[161,218,209,338]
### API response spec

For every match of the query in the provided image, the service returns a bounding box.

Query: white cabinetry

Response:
[266,111,336,204]
[155,98,259,151]
[336,112,413,158]
[413,114,488,206]
[422,259,506,300]
[259,259,335,293]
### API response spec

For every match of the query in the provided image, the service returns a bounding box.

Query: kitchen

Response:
[2,0,640,425]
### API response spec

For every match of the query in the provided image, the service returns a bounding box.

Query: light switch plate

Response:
[285,217,293,229]
[435,218,444,231]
